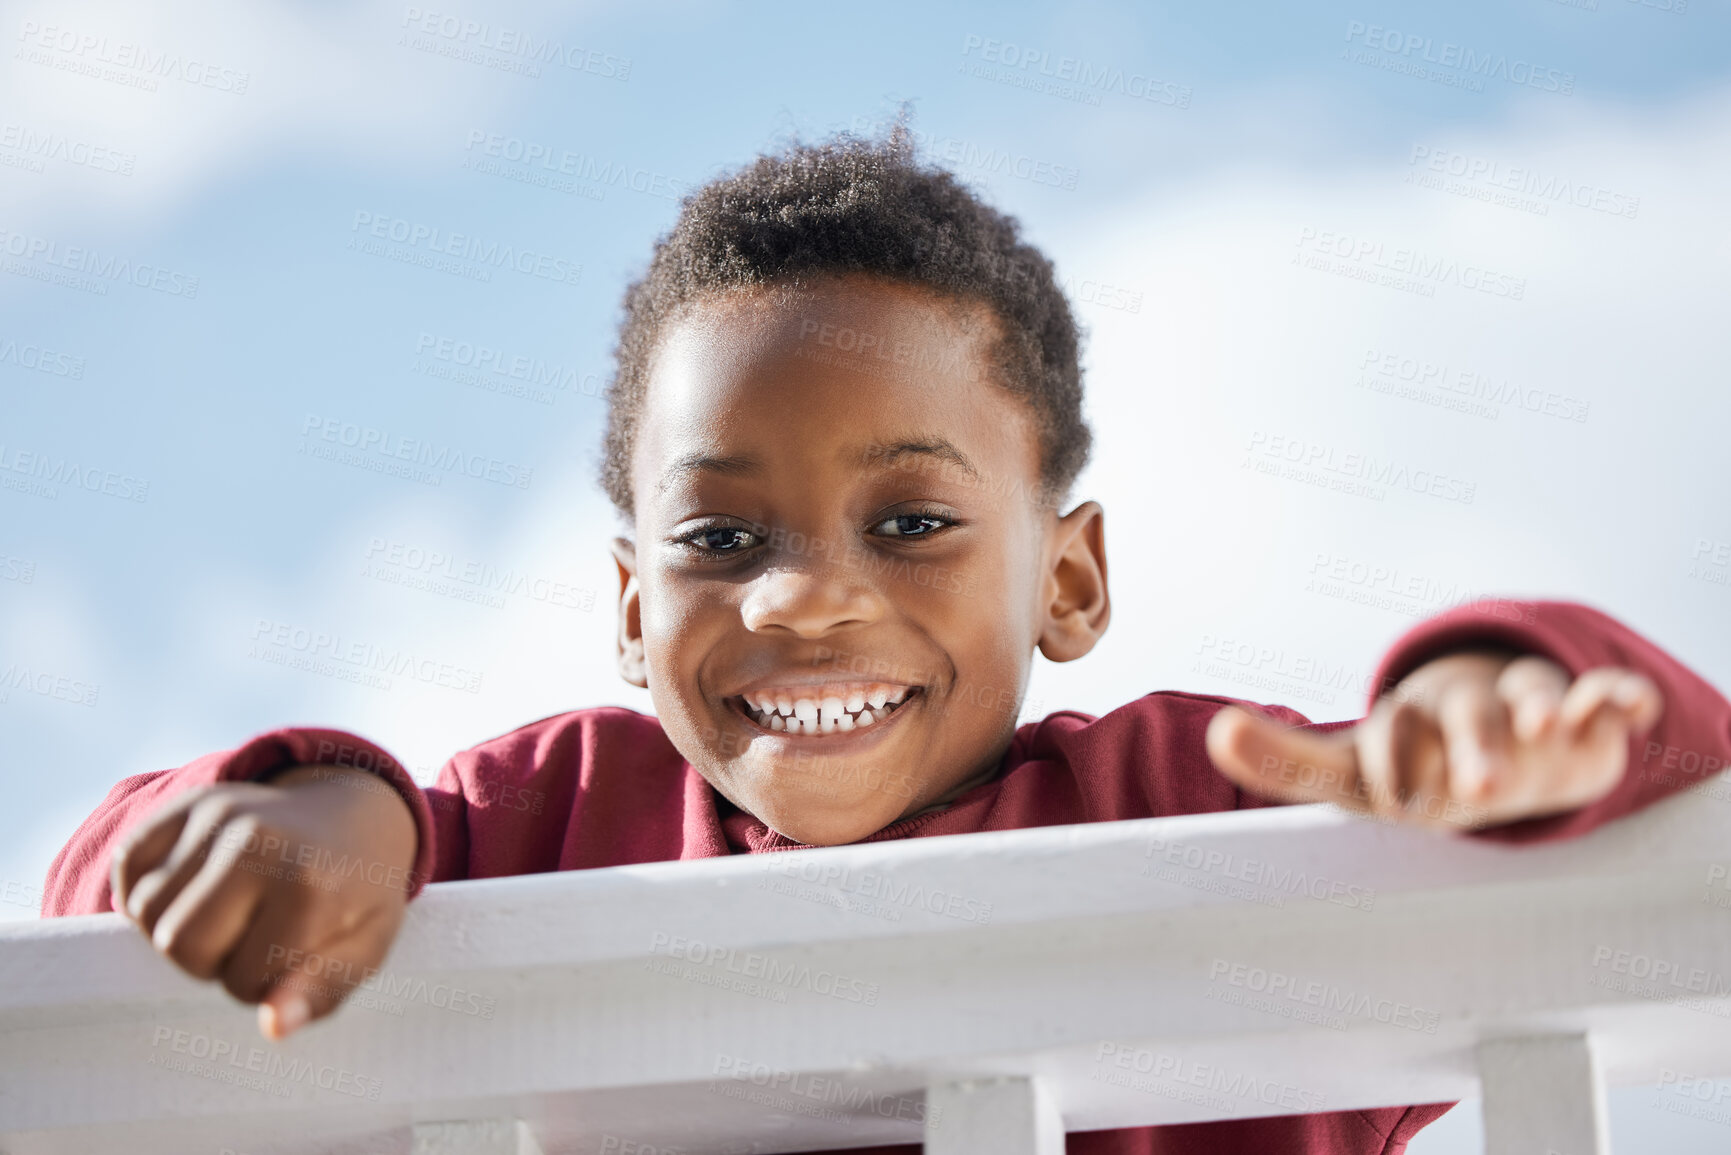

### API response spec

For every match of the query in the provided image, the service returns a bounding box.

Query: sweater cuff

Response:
[211,727,437,899]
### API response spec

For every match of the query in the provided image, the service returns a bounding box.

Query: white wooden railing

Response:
[3,784,1730,1155]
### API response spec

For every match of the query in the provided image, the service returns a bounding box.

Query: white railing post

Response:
[926,1075,1063,1155]
[1478,1034,1610,1155]
[411,1118,543,1155]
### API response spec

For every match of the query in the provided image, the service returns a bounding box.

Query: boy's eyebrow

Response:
[659,453,762,492]
[863,439,980,480]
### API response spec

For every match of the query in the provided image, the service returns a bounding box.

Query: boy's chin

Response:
[737,778,918,847]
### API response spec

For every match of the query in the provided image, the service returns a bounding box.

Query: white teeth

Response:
[739,685,918,735]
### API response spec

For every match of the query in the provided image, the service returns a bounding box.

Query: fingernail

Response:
[263,993,310,1039]
[1458,752,1490,796]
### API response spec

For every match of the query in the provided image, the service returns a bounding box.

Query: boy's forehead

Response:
[660,277,994,375]
[637,280,1037,500]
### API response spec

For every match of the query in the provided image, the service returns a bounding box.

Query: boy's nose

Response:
[739,564,884,639]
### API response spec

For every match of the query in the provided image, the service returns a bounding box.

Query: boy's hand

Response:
[110,764,418,1039]
[1205,651,1665,830]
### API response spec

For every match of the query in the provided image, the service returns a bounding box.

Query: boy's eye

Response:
[687,526,758,552]
[872,513,951,538]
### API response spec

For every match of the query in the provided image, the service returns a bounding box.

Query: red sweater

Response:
[44,600,1731,1154]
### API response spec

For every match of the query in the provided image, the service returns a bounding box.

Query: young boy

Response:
[44,129,1731,1155]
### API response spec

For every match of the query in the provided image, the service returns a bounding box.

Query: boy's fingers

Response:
[1495,656,1570,743]
[249,907,406,1039]
[126,806,249,935]
[111,790,206,911]
[1558,669,1664,743]
[149,846,269,981]
[1354,699,1424,820]
[1205,705,1360,807]
[1435,677,1512,800]
[1395,706,1450,824]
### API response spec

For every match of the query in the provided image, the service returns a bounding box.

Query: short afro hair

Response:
[599,122,1090,518]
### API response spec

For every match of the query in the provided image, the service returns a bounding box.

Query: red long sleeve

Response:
[41,727,438,918]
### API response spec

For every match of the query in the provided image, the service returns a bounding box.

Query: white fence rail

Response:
[3,786,1730,1154]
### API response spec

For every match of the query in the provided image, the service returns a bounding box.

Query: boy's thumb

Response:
[259,987,310,1039]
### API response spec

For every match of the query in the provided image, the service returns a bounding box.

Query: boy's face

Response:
[614,275,1108,846]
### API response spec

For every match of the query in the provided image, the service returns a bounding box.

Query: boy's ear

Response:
[610,537,649,688]
[1037,501,1109,663]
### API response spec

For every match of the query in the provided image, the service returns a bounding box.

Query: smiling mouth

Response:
[730,682,921,735]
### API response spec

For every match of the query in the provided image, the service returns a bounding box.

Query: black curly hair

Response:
[599,122,1090,518]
